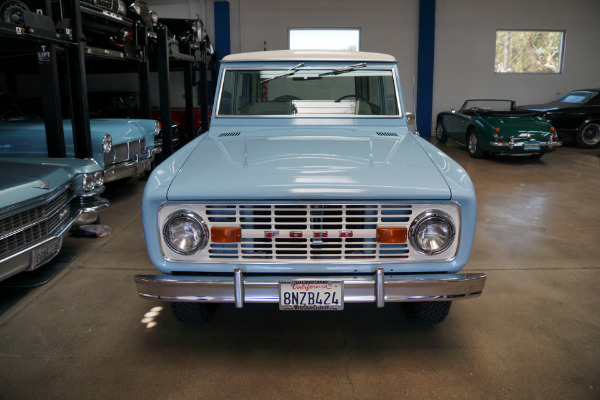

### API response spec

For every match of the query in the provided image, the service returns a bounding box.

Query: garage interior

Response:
[1,0,599,399]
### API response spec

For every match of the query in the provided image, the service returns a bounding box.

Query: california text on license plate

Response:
[31,238,61,270]
[279,280,344,310]
[524,142,541,150]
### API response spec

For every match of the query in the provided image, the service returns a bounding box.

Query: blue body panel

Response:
[142,56,477,276]
[0,118,156,168]
[0,157,102,212]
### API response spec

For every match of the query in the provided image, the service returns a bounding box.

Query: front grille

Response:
[0,187,73,261]
[104,138,146,166]
[94,0,119,13]
[204,204,413,261]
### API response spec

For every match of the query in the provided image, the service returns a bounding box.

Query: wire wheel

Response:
[468,129,483,158]
[576,123,600,149]
[435,120,448,143]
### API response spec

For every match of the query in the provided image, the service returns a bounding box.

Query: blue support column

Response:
[214,1,231,61]
[416,0,436,137]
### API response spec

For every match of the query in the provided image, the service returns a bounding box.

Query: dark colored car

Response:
[520,89,600,148]
[160,18,204,55]
[436,99,561,158]
[0,0,134,50]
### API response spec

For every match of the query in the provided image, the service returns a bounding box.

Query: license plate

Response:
[279,280,344,310]
[524,142,541,150]
[31,238,61,270]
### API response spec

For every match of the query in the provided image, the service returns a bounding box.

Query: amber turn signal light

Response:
[211,227,242,243]
[376,227,407,243]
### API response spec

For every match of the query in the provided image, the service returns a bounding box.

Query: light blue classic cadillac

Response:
[0,91,160,183]
[135,50,486,325]
[0,157,109,282]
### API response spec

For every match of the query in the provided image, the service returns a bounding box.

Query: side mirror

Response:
[451,109,456,114]
[406,112,415,125]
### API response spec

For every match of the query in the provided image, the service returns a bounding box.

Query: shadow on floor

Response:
[0,253,75,316]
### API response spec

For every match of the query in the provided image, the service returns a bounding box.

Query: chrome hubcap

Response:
[582,124,600,145]
[469,134,477,153]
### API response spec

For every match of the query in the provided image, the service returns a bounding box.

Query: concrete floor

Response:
[0,139,599,400]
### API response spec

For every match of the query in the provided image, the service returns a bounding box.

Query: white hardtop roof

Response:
[222,50,397,63]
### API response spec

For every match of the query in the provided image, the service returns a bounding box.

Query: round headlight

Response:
[82,173,95,191]
[94,171,103,187]
[409,210,455,255]
[150,10,158,24]
[163,211,208,255]
[102,134,112,153]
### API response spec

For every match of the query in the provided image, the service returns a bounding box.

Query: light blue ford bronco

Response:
[135,50,486,325]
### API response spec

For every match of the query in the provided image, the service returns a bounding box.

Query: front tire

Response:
[435,120,448,143]
[170,302,217,325]
[576,122,600,149]
[468,128,484,158]
[402,301,452,325]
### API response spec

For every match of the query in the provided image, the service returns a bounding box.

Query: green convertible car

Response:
[436,99,562,158]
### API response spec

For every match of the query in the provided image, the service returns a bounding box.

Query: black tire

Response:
[467,128,484,158]
[0,0,29,25]
[170,302,217,325]
[575,122,600,149]
[435,120,448,143]
[402,301,452,325]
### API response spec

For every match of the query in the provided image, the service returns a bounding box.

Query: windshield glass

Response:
[555,91,597,104]
[461,100,514,113]
[217,68,400,117]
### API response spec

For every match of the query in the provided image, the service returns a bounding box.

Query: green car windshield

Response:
[461,100,514,113]
[217,68,400,117]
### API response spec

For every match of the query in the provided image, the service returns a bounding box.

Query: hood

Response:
[0,159,73,211]
[166,130,452,201]
[0,119,153,162]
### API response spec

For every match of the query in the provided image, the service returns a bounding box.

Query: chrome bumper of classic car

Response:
[73,193,111,225]
[103,147,159,183]
[490,139,563,149]
[0,199,104,282]
[134,270,486,308]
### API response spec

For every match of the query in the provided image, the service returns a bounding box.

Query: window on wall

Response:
[289,29,360,51]
[494,30,565,74]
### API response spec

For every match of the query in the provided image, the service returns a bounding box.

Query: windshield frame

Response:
[214,65,403,119]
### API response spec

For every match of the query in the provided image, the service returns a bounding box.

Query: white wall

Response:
[433,0,600,134]
[150,0,420,112]
[146,0,600,133]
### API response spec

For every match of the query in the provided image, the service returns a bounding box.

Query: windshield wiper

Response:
[261,62,305,83]
[318,62,367,77]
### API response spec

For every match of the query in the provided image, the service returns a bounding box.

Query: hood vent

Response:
[376,132,398,137]
[219,132,242,137]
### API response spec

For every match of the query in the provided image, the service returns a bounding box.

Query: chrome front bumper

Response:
[490,140,563,149]
[134,270,486,308]
[103,147,159,183]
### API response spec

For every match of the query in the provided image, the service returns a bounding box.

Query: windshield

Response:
[217,68,400,117]
[555,91,597,104]
[461,100,514,113]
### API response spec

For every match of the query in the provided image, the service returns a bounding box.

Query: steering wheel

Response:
[467,107,482,115]
[273,95,302,102]
[335,94,377,114]
[0,110,18,120]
